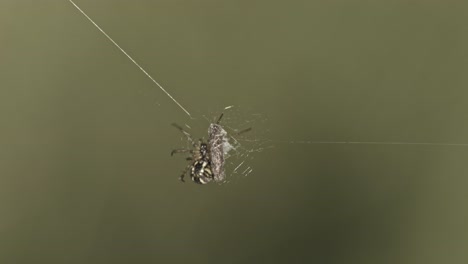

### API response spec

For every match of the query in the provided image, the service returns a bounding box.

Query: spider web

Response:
[173,106,272,184]
[67,0,275,184]
[68,0,468,187]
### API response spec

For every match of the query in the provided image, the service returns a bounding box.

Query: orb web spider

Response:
[171,113,251,184]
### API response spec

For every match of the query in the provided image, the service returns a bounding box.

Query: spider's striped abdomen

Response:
[190,160,214,184]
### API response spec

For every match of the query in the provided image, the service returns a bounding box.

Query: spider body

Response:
[171,113,226,184]
[170,125,218,184]
[189,142,214,184]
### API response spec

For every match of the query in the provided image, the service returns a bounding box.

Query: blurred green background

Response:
[1,0,468,263]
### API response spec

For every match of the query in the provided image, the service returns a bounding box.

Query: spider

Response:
[171,113,251,184]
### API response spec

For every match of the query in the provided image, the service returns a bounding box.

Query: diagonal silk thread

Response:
[68,0,192,118]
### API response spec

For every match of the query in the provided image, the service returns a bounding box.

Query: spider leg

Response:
[216,113,224,124]
[172,123,195,145]
[235,127,252,136]
[171,149,192,156]
[186,157,193,161]
[179,164,191,183]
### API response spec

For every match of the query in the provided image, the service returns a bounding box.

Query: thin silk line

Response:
[68,0,192,118]
[285,141,468,147]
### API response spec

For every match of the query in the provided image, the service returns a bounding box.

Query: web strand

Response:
[67,0,192,118]
[284,140,468,147]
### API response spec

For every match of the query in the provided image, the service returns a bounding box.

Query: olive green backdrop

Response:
[1,0,468,263]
